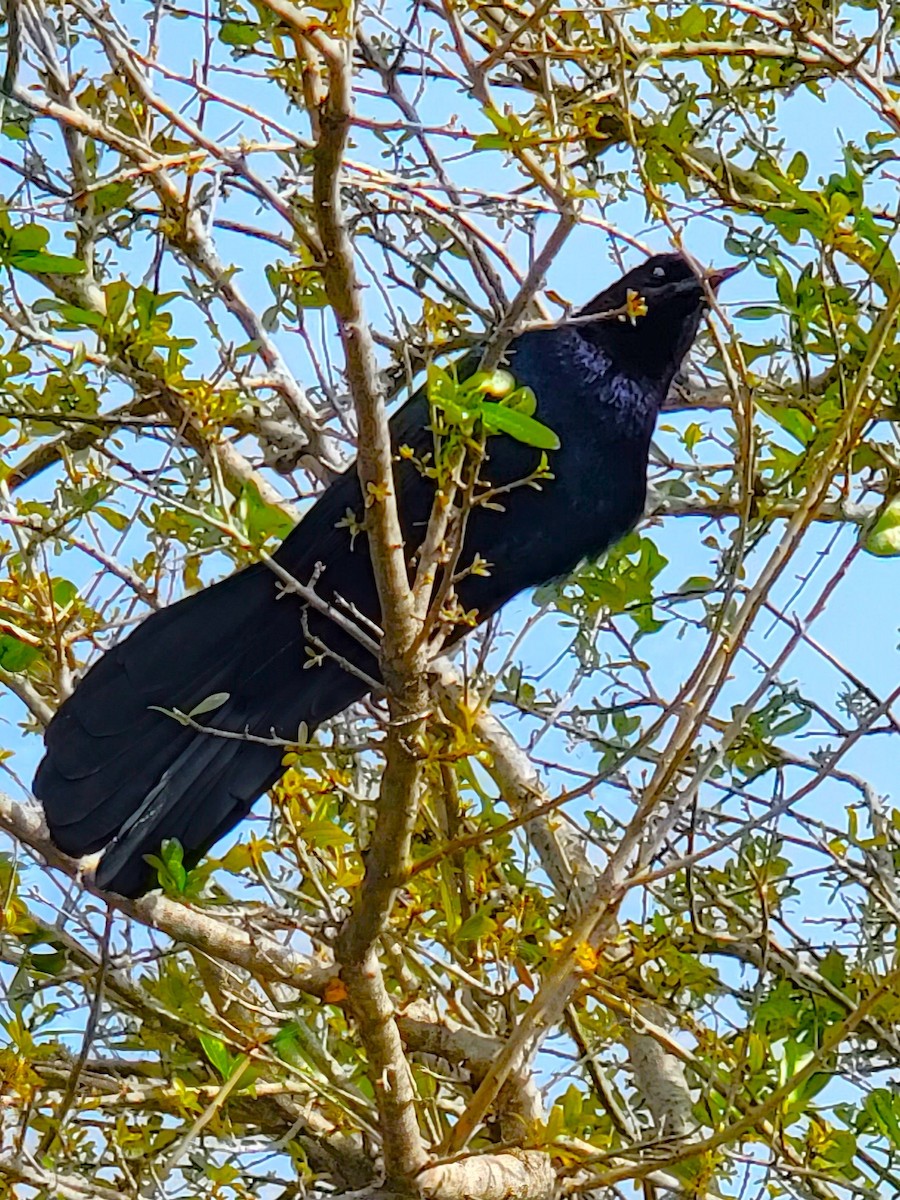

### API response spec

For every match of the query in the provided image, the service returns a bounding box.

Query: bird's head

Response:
[577,252,742,389]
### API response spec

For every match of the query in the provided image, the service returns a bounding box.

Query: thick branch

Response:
[0,1156,123,1200]
[434,661,594,914]
[0,795,333,995]
[309,32,417,667]
[417,1152,556,1200]
[341,951,426,1182]
[300,20,428,1182]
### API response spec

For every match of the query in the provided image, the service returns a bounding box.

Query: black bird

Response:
[35,253,738,896]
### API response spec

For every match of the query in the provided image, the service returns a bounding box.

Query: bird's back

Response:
[35,323,664,895]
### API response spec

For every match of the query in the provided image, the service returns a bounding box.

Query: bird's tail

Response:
[35,561,370,896]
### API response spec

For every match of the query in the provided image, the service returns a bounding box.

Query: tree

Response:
[2,0,900,1196]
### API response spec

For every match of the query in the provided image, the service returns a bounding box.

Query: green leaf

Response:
[683,422,703,453]
[29,949,67,975]
[93,505,129,531]
[145,838,188,895]
[770,709,811,738]
[679,3,707,37]
[480,104,513,133]
[270,1019,332,1071]
[865,497,900,556]
[457,908,498,941]
[864,1088,900,1147]
[10,224,49,252]
[10,251,85,275]
[271,1021,304,1064]
[787,151,809,181]
[304,819,353,850]
[562,1083,583,1125]
[237,481,297,545]
[737,305,782,320]
[188,692,230,718]
[479,402,560,449]
[679,575,713,596]
[36,301,103,327]
[199,1033,233,1078]
[473,133,509,151]
[52,578,78,608]
[819,948,846,988]
[766,253,796,308]
[0,634,40,672]
[105,279,131,324]
[503,386,538,416]
[219,21,259,46]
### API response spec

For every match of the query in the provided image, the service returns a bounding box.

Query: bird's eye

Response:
[652,265,666,279]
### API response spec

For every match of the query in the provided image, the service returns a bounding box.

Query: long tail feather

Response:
[36,553,374,896]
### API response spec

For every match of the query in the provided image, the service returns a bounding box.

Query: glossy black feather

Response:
[35,253,718,896]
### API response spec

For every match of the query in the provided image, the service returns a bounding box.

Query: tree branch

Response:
[274,13,429,1182]
[0,794,334,996]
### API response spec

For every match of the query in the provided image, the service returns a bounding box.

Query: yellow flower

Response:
[573,942,599,973]
[625,289,648,322]
[365,480,391,507]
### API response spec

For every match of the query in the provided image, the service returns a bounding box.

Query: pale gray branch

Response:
[0,794,334,995]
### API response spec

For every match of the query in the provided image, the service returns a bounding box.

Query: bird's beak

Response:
[705,262,745,291]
